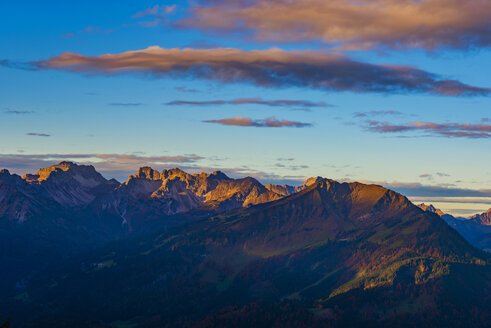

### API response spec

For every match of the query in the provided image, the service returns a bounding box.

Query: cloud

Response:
[274,163,309,170]
[408,197,491,206]
[382,181,491,198]
[4,110,34,115]
[24,46,491,96]
[132,4,177,27]
[133,5,160,18]
[166,98,330,109]
[169,100,227,106]
[60,26,107,39]
[354,110,401,118]
[26,132,50,137]
[367,120,491,138]
[175,86,199,93]
[133,4,177,18]
[203,116,312,128]
[177,0,491,51]
[0,59,37,71]
[108,102,144,107]
[419,174,433,179]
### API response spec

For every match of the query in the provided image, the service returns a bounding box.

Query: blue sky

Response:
[1,0,490,215]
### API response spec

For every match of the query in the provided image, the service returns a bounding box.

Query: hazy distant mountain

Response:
[5,179,489,327]
[418,203,491,251]
[470,208,491,226]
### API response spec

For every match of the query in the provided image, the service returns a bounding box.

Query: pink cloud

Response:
[28,46,491,96]
[367,120,491,138]
[177,0,491,51]
[203,116,312,128]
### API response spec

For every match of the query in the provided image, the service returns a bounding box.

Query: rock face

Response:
[25,161,119,207]
[0,162,119,222]
[0,163,286,226]
[96,167,283,230]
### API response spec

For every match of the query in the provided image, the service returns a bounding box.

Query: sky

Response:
[0,0,490,216]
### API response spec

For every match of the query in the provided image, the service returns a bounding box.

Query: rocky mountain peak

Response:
[304,176,324,186]
[35,161,74,181]
[31,161,102,183]
[0,168,11,175]
[131,167,162,181]
[418,203,446,217]
[209,170,230,180]
[162,168,192,180]
[0,169,24,186]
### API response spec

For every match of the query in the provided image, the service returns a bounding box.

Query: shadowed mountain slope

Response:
[7,179,489,328]
[0,163,288,298]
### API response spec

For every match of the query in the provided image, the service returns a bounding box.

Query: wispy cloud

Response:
[22,46,491,96]
[26,132,50,137]
[166,98,330,109]
[354,110,401,118]
[203,116,312,128]
[60,25,109,39]
[132,4,177,27]
[0,59,37,71]
[353,179,491,198]
[108,102,144,107]
[4,110,34,115]
[382,181,491,198]
[175,86,199,93]
[177,0,491,51]
[367,120,491,138]
[274,163,309,171]
[133,4,177,18]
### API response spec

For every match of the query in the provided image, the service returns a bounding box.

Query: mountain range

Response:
[1,162,490,327]
[418,203,491,251]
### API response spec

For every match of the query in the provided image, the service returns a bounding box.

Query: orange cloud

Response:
[178,0,491,50]
[30,46,491,96]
